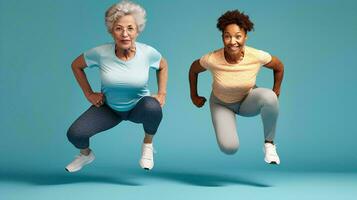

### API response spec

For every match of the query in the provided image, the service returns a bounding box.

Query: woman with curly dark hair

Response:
[189,10,284,164]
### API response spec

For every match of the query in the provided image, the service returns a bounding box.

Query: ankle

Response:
[265,140,274,144]
[80,148,91,156]
[143,134,153,144]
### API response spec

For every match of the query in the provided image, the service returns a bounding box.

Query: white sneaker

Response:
[65,151,95,172]
[139,143,154,170]
[264,143,280,165]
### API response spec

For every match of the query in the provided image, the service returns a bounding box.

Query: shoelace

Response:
[70,155,87,165]
[142,146,156,159]
[266,144,278,156]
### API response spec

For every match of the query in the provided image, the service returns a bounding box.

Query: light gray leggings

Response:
[209,88,279,154]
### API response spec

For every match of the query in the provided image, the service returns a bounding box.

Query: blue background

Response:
[0,0,357,200]
[1,1,357,198]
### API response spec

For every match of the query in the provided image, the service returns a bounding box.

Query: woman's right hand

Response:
[191,95,207,108]
[86,92,105,107]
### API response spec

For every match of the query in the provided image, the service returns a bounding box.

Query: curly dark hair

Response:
[217,10,254,33]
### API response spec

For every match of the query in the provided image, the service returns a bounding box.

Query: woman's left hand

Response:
[273,88,280,97]
[152,93,166,107]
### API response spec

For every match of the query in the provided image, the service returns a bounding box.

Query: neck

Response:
[115,45,136,61]
[224,48,245,64]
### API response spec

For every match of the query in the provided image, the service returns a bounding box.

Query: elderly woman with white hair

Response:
[65,0,168,172]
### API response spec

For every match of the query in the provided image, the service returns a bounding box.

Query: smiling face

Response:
[111,15,139,51]
[222,24,248,56]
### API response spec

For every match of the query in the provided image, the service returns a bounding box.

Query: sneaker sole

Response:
[140,165,153,171]
[139,160,153,171]
[264,158,280,165]
[65,158,95,173]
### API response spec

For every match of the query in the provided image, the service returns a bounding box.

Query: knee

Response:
[259,89,278,106]
[67,124,84,141]
[141,97,162,118]
[219,142,239,155]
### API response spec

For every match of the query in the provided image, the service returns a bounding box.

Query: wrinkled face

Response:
[222,24,248,55]
[111,15,139,50]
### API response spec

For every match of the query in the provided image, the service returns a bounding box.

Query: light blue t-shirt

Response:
[83,42,162,111]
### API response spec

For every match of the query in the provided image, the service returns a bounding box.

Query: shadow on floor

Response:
[0,170,140,186]
[0,168,271,187]
[148,170,271,187]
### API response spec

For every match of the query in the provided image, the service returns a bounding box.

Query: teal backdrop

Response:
[1,0,357,173]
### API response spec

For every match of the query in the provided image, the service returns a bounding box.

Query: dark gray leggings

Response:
[67,96,162,149]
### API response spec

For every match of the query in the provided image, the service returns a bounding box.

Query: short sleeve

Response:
[83,47,101,68]
[257,50,272,65]
[199,53,211,69]
[147,46,162,70]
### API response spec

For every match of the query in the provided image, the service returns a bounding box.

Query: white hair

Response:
[105,0,146,33]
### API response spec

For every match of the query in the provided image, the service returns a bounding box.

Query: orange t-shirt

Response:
[199,46,272,103]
